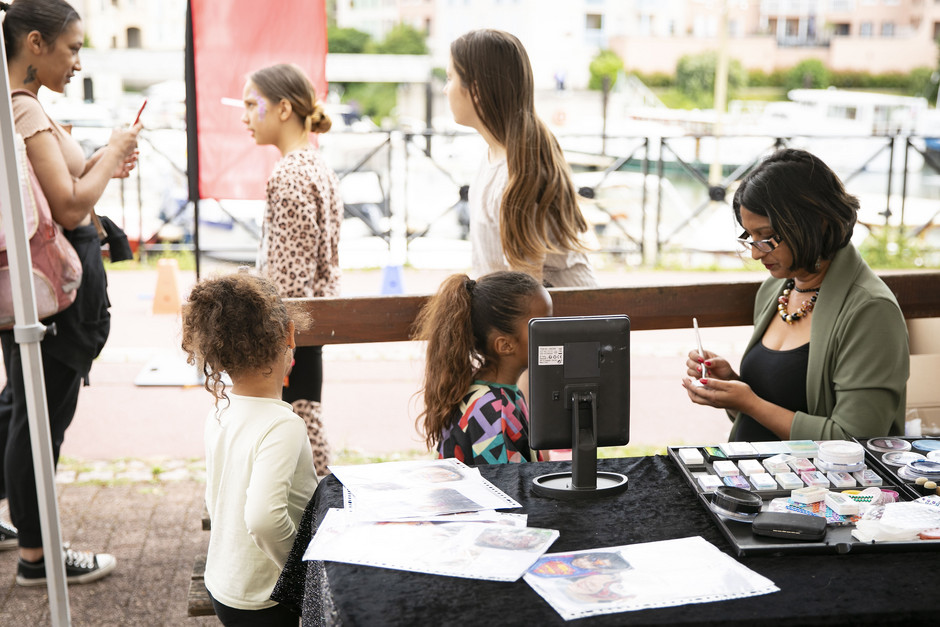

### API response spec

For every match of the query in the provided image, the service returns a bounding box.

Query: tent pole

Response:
[185,0,201,279]
[0,31,71,627]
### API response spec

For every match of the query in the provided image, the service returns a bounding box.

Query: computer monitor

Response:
[527,315,630,500]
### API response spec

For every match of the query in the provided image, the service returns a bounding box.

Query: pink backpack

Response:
[0,98,83,329]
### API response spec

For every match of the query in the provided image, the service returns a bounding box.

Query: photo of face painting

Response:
[406,464,466,483]
[474,527,553,551]
[563,573,634,604]
[357,481,407,491]
[529,552,632,578]
[414,488,482,515]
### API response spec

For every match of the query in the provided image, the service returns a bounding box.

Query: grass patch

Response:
[333,448,435,465]
[599,444,667,458]
[103,249,197,272]
[331,445,668,465]
[859,227,939,270]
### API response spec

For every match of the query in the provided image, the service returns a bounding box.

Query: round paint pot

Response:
[866,438,911,453]
[708,486,762,523]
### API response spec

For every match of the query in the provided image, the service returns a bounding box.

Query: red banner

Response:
[189,0,327,200]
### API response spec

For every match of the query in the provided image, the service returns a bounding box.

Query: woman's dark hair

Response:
[732,148,858,272]
[412,271,545,449]
[181,273,307,405]
[1,0,81,61]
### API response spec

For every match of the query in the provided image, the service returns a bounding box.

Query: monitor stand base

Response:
[532,472,628,500]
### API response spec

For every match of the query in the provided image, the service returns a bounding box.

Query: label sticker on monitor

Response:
[538,346,564,366]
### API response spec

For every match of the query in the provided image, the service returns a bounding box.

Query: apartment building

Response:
[338,0,940,86]
[77,0,187,50]
[66,0,187,97]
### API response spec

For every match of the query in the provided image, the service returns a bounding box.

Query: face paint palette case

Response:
[667,440,940,556]
[856,437,940,499]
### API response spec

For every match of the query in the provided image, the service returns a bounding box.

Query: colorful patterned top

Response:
[438,381,541,465]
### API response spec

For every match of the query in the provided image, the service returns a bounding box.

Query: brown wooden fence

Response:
[289,271,940,346]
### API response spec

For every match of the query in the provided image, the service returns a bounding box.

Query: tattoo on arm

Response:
[24,65,37,85]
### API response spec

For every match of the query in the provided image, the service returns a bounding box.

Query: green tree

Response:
[588,50,624,91]
[675,51,747,108]
[328,26,371,54]
[371,23,428,55]
[784,58,830,91]
[342,83,398,122]
[907,67,936,106]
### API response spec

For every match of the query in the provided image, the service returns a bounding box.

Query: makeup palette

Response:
[859,437,940,498]
[668,439,940,556]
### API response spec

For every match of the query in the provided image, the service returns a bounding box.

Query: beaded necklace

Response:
[777,279,819,324]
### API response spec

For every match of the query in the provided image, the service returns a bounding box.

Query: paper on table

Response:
[342,488,527,525]
[304,508,559,582]
[523,536,778,621]
[330,458,521,520]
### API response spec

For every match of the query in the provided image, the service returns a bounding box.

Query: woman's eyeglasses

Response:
[736,232,781,253]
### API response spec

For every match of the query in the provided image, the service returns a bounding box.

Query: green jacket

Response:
[730,244,908,441]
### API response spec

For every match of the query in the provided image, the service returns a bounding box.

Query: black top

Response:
[731,341,809,442]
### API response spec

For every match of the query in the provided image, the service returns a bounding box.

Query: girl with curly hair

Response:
[182,272,316,625]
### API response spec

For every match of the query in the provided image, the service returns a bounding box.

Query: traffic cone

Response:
[380,264,405,295]
[152,258,182,314]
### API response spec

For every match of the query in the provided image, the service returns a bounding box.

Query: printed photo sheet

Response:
[523,535,778,621]
[304,508,559,582]
[343,488,527,525]
[329,458,520,520]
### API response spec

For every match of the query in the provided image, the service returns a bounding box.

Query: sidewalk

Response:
[0,481,214,627]
[0,262,762,624]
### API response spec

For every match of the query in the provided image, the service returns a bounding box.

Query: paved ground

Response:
[0,481,214,627]
[0,262,762,625]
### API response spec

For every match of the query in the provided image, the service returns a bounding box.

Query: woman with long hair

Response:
[446,29,596,287]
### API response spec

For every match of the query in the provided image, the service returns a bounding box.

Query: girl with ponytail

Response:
[446,29,596,287]
[413,271,552,465]
[241,63,342,476]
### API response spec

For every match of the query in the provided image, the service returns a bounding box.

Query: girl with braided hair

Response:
[241,63,342,476]
[413,271,552,465]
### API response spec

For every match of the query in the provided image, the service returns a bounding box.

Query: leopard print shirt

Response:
[258,148,342,298]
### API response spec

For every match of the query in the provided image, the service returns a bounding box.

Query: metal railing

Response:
[105,126,940,267]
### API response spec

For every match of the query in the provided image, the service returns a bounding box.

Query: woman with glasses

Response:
[682,148,908,441]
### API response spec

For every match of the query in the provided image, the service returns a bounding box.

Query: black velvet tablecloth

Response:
[273,456,940,626]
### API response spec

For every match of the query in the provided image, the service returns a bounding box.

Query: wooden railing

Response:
[289,271,940,346]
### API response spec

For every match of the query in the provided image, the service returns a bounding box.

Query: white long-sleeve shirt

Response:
[469,155,597,287]
[204,393,317,610]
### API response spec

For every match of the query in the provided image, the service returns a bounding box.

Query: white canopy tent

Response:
[0,29,72,627]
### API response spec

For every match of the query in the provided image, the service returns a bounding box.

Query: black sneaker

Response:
[0,520,17,550]
[16,547,117,586]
